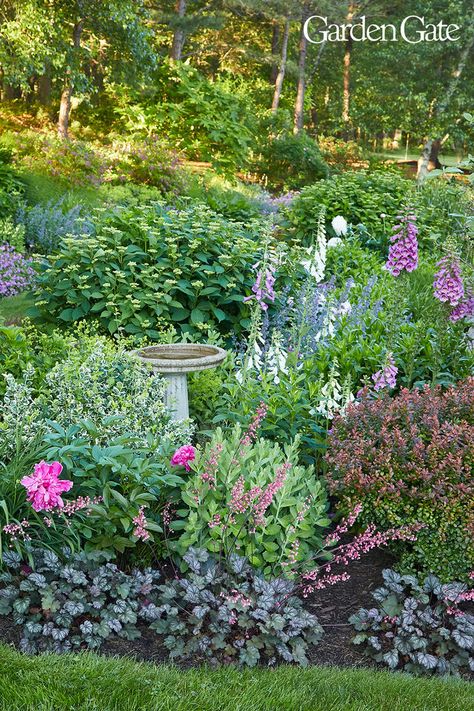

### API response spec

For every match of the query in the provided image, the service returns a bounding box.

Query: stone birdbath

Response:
[132,344,227,421]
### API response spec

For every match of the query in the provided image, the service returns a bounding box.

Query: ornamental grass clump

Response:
[326,378,474,581]
[350,569,474,676]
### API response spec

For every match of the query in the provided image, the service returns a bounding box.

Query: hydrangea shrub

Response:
[326,379,474,581]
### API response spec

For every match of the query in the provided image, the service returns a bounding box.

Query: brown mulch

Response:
[0,546,394,670]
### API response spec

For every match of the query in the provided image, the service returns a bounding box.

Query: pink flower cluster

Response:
[240,402,268,450]
[252,463,290,528]
[386,211,418,276]
[201,443,223,489]
[2,520,31,542]
[301,522,423,597]
[132,506,151,542]
[229,462,290,530]
[324,503,363,547]
[62,495,102,517]
[222,589,252,609]
[372,355,398,391]
[21,461,73,512]
[244,263,276,312]
[171,445,196,472]
[433,255,464,306]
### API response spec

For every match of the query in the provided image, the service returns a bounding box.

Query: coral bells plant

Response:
[350,569,474,676]
[168,408,329,577]
[386,209,418,276]
[326,378,474,581]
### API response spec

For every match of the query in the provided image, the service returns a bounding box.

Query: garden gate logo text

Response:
[304,16,462,44]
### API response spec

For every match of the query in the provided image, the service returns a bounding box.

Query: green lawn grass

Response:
[0,293,36,323]
[0,645,472,711]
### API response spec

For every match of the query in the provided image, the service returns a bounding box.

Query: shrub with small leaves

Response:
[0,548,160,654]
[326,379,474,581]
[146,547,323,667]
[350,569,474,676]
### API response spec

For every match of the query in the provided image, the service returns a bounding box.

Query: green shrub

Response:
[289,170,412,244]
[33,204,289,338]
[254,132,328,191]
[0,342,192,458]
[318,136,365,171]
[169,423,329,577]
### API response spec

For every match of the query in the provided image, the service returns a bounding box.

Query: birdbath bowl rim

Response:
[132,343,227,374]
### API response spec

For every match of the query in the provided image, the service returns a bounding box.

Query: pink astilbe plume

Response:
[21,461,73,512]
[433,255,464,306]
[240,402,268,451]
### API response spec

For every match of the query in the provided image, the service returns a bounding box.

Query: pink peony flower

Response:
[170,445,196,472]
[21,461,73,512]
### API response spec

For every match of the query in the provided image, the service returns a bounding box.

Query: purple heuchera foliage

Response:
[0,243,36,297]
[433,255,464,307]
[386,211,418,276]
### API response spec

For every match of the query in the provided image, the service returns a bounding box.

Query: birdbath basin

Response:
[132,344,227,421]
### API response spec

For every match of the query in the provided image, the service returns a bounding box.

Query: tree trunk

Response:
[271,18,290,113]
[270,20,281,84]
[294,6,309,134]
[171,0,187,61]
[38,68,51,105]
[342,3,355,137]
[58,20,83,139]
[417,23,474,181]
[4,84,22,100]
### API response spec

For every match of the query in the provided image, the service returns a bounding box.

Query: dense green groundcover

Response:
[0,645,473,711]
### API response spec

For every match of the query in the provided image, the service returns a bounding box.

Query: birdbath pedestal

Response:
[132,344,227,421]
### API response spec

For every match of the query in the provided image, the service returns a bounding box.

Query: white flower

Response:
[327,237,343,249]
[331,216,348,236]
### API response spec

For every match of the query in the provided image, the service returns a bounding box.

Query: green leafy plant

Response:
[169,421,329,577]
[289,171,412,245]
[350,569,474,676]
[33,203,285,338]
[254,132,328,192]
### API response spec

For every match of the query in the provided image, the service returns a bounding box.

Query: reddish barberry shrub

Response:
[325,379,474,581]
